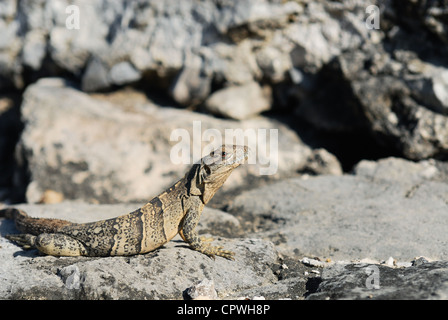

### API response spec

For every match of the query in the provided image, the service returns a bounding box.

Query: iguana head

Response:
[187,145,249,204]
[202,144,248,169]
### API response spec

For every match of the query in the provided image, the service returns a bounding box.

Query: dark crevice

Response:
[267,57,405,172]
[304,276,323,298]
[0,91,28,204]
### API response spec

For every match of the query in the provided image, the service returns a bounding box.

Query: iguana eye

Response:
[210,151,215,157]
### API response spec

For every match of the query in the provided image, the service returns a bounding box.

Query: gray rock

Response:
[58,265,81,290]
[184,279,218,300]
[169,65,211,106]
[208,41,262,86]
[230,169,448,261]
[204,82,272,120]
[21,30,46,70]
[198,207,243,238]
[81,58,111,92]
[284,1,448,160]
[227,277,306,300]
[0,16,22,89]
[348,67,448,160]
[302,148,343,176]
[406,65,448,115]
[255,45,293,84]
[0,0,301,92]
[109,61,141,86]
[307,261,448,300]
[316,3,448,160]
[354,157,448,183]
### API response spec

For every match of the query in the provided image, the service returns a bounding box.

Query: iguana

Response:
[0,145,248,260]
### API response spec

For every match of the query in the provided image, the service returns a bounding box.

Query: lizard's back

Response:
[59,183,186,256]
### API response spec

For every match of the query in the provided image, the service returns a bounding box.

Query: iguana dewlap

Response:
[0,145,248,260]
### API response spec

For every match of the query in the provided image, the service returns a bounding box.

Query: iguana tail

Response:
[0,207,71,235]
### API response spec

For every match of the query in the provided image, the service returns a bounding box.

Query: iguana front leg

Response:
[179,208,235,260]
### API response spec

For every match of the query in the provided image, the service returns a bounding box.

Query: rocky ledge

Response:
[1,156,447,299]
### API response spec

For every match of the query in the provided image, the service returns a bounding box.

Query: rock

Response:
[255,45,293,84]
[169,64,212,107]
[307,261,448,300]
[208,41,262,86]
[301,257,330,268]
[15,78,337,204]
[406,65,448,115]
[348,70,448,160]
[302,148,343,176]
[58,265,81,290]
[225,255,321,300]
[184,279,218,300]
[21,30,46,70]
[412,256,430,267]
[353,157,448,183]
[47,2,110,74]
[108,61,141,86]
[281,1,448,160]
[323,4,448,160]
[229,161,448,261]
[204,82,272,120]
[384,257,395,267]
[198,207,243,238]
[0,0,302,91]
[81,58,111,92]
[228,277,305,300]
[0,203,279,299]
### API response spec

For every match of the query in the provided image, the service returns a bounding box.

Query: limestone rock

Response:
[109,61,141,86]
[204,82,272,120]
[230,160,448,261]
[184,279,218,300]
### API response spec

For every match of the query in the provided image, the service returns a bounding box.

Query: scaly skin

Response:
[0,145,248,260]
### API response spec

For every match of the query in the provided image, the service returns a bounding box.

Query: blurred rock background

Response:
[1,0,448,300]
[1,0,447,204]
[1,0,448,204]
